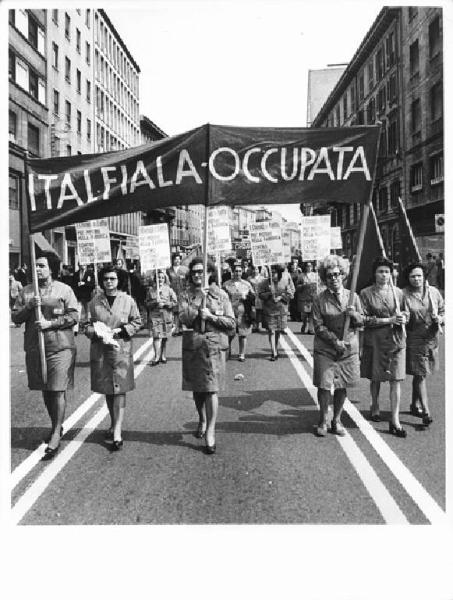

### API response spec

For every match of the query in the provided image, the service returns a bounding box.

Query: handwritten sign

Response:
[124,238,140,260]
[301,216,331,260]
[76,219,111,265]
[207,206,231,253]
[250,221,284,267]
[330,226,343,250]
[138,223,171,272]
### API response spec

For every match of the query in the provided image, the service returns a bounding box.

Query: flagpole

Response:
[24,152,47,385]
[201,124,211,332]
[343,123,382,339]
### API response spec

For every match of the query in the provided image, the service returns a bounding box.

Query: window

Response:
[350,85,356,113]
[65,56,71,82]
[430,154,443,184]
[390,180,401,208]
[410,163,423,191]
[357,109,364,125]
[86,79,91,103]
[409,40,419,77]
[430,82,443,121]
[387,72,397,105]
[386,30,396,67]
[28,123,39,155]
[29,69,38,99]
[377,86,386,114]
[9,50,15,81]
[9,174,20,210]
[375,48,384,80]
[65,12,70,39]
[378,187,388,214]
[86,42,91,65]
[411,98,421,135]
[367,60,374,91]
[343,94,348,120]
[28,17,38,48]
[379,127,387,157]
[9,110,17,141]
[388,117,399,154]
[52,42,58,69]
[429,16,441,58]
[53,89,59,115]
[76,69,81,93]
[66,144,72,156]
[77,110,82,134]
[366,98,375,124]
[358,73,364,102]
[52,9,58,24]
[76,28,81,53]
[87,118,91,141]
[86,9,91,28]
[65,100,71,127]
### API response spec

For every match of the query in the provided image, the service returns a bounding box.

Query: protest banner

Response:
[250,221,284,267]
[124,238,140,260]
[330,226,343,250]
[76,219,111,265]
[207,206,231,253]
[138,223,171,272]
[300,215,331,260]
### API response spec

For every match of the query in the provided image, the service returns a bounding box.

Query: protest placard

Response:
[138,223,171,272]
[124,238,140,260]
[300,216,331,260]
[76,219,111,265]
[207,206,232,254]
[330,226,343,250]
[250,221,284,267]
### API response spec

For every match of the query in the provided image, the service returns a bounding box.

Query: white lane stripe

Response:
[10,337,154,491]
[284,328,447,524]
[280,337,408,524]
[11,345,156,524]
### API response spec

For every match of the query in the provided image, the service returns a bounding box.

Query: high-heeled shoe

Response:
[205,443,216,455]
[111,440,123,451]
[389,422,407,438]
[160,357,167,364]
[41,444,60,461]
[409,403,423,417]
[422,413,433,426]
[195,423,206,439]
[43,427,64,444]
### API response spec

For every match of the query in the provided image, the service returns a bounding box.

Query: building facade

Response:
[311,6,444,262]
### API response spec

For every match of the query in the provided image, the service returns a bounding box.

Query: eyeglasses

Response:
[191,269,204,274]
[103,276,117,281]
[326,272,341,279]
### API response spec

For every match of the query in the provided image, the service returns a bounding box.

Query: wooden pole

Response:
[342,123,382,339]
[201,124,211,333]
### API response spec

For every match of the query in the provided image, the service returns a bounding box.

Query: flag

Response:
[26,123,380,233]
[354,202,385,292]
[396,196,422,267]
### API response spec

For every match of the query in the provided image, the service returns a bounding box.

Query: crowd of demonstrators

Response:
[12,253,78,459]
[145,269,177,366]
[223,261,255,362]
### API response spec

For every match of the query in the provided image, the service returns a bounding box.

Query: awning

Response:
[33,232,61,260]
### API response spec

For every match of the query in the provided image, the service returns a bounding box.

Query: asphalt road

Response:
[9,320,445,525]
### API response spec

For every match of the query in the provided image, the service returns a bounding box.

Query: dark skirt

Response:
[313,350,360,390]
[26,347,76,391]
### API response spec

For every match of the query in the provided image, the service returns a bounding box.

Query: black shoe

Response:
[112,440,123,451]
[195,423,206,439]
[104,428,114,441]
[269,354,277,361]
[409,403,423,417]
[369,411,381,422]
[389,422,407,438]
[205,443,216,455]
[43,426,64,445]
[422,413,433,426]
[41,444,60,461]
[160,357,167,364]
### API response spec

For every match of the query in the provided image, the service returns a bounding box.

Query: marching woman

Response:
[223,261,255,361]
[360,257,409,437]
[312,256,364,437]
[145,269,177,366]
[85,265,142,450]
[402,262,445,426]
[179,258,235,454]
[295,261,318,334]
[259,265,294,361]
[167,252,188,335]
[247,264,265,332]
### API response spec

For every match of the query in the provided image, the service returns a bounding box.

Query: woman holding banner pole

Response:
[145,269,177,366]
[178,258,235,454]
[312,256,364,437]
[402,262,444,427]
[360,257,408,436]
[85,265,142,450]
[259,265,294,361]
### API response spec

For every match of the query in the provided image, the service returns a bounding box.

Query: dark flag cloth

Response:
[397,196,422,269]
[26,123,380,233]
[350,202,385,293]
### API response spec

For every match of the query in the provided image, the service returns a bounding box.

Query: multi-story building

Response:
[306,65,347,127]
[311,6,444,262]
[9,8,49,270]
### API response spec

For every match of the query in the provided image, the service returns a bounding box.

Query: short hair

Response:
[36,252,60,279]
[98,265,126,291]
[187,257,215,280]
[402,262,426,287]
[318,255,350,283]
[371,256,394,277]
[271,264,285,281]
[171,252,182,264]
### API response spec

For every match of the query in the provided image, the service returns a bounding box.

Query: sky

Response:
[106,0,384,221]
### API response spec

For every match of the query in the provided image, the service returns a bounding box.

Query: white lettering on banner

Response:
[29,145,372,212]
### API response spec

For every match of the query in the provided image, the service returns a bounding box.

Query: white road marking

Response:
[280,337,408,524]
[10,338,154,492]
[284,328,447,525]
[11,345,156,524]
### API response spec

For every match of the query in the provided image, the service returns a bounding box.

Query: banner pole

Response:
[217,252,221,287]
[201,124,211,332]
[24,152,47,385]
[342,123,382,340]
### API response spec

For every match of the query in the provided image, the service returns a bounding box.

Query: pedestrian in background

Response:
[402,262,445,427]
[424,253,438,287]
[145,269,177,366]
[167,252,189,335]
[312,255,364,437]
[288,256,302,321]
[259,264,294,361]
[9,273,23,317]
[296,261,318,334]
[247,264,265,332]
[84,265,142,451]
[12,253,78,459]
[223,261,255,362]
[360,257,408,437]
[14,263,29,287]
[178,258,235,454]
[73,263,95,334]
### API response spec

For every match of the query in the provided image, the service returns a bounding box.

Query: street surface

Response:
[10,321,445,525]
